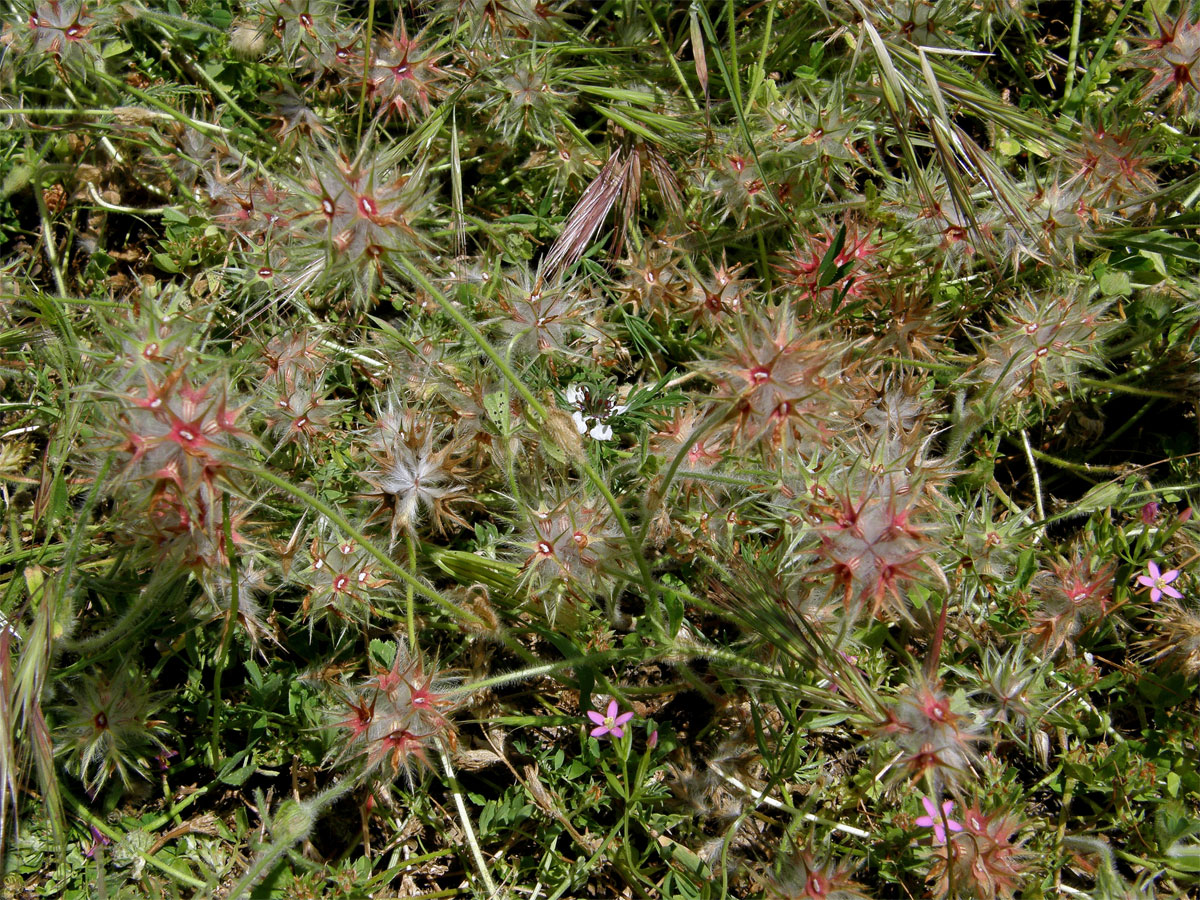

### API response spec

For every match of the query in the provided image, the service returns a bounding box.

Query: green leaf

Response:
[152,252,181,274]
[577,666,595,706]
[1,163,34,199]
[603,767,627,799]
[1064,761,1096,782]
[816,223,847,290]
[1103,232,1200,266]
[370,639,396,668]
[217,750,257,786]
[478,800,495,836]
[50,474,69,525]
[482,391,509,427]
[997,137,1021,156]
[1168,851,1200,874]
[908,585,930,610]
[1166,770,1181,797]
[102,40,133,58]
[1097,269,1131,297]
[664,588,684,638]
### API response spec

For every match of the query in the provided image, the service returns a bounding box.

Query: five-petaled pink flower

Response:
[587,699,634,739]
[915,796,963,843]
[1137,561,1182,603]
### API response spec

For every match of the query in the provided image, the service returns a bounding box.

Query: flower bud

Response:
[230,23,266,59]
[541,408,584,459]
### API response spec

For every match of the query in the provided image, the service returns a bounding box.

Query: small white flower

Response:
[564,383,627,442]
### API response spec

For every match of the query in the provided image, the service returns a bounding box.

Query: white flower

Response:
[564,383,627,441]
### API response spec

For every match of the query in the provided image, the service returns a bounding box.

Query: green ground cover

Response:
[0,0,1198,896]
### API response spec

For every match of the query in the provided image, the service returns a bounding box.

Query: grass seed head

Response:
[764,849,871,900]
[4,0,119,74]
[297,521,392,633]
[875,670,987,791]
[1137,601,1200,678]
[366,24,449,122]
[361,408,470,541]
[1027,554,1115,658]
[333,643,461,784]
[927,804,1032,900]
[1130,6,1200,118]
[54,664,171,796]
[701,302,852,453]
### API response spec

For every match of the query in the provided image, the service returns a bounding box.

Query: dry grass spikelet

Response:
[1137,602,1200,678]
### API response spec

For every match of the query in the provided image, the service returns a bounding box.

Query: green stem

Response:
[1065,0,1135,114]
[1016,443,1125,476]
[988,478,1030,519]
[357,0,378,143]
[63,789,208,890]
[225,775,359,900]
[92,71,236,138]
[638,0,701,113]
[210,491,241,763]
[1062,0,1082,104]
[405,530,417,649]
[242,466,485,628]
[59,578,159,656]
[60,456,112,590]
[154,33,266,137]
[143,780,215,832]
[0,107,168,117]
[395,257,660,619]
[725,0,741,110]
[1078,376,1180,399]
[1087,398,1155,459]
[553,109,601,156]
[877,355,963,374]
[438,741,497,898]
[502,339,523,511]
[637,410,725,547]
[618,745,632,869]
[1021,429,1045,525]
[30,148,67,298]
[756,230,771,290]
[449,647,638,696]
[747,0,777,110]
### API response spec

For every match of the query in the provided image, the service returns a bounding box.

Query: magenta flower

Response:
[915,797,964,843]
[84,824,111,859]
[1137,561,1182,603]
[587,700,634,739]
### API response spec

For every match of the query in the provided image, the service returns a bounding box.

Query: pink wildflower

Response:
[587,700,633,739]
[915,796,963,843]
[1137,561,1182,603]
